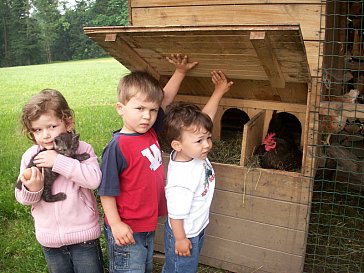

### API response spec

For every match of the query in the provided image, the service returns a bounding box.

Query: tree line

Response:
[0,0,128,67]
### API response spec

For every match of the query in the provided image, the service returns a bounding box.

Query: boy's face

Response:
[172,125,212,161]
[30,110,72,150]
[116,93,160,134]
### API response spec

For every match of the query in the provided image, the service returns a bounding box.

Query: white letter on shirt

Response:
[141,144,162,171]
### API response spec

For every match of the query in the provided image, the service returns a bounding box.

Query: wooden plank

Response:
[155,212,308,255]
[305,41,321,77]
[131,5,322,41]
[169,78,309,103]
[93,36,160,79]
[300,87,311,175]
[88,33,319,78]
[131,0,323,8]
[154,223,305,273]
[213,163,311,204]
[250,31,285,88]
[211,189,309,231]
[206,213,306,255]
[84,25,311,100]
[105,33,117,41]
[240,110,265,166]
[176,95,307,113]
[319,101,364,119]
[162,155,312,204]
[201,235,304,273]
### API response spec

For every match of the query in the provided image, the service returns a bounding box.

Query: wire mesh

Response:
[304,1,364,272]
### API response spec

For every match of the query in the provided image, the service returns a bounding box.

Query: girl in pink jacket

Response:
[15,89,103,273]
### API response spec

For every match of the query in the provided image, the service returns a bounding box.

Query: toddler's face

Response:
[174,126,212,161]
[117,93,160,134]
[30,111,70,149]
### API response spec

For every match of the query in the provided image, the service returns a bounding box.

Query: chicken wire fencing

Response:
[303,1,364,272]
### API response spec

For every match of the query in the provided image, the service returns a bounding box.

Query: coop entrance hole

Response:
[269,112,302,147]
[220,108,250,140]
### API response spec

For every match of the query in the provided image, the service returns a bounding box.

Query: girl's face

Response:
[30,111,72,149]
[116,93,160,134]
[173,125,212,162]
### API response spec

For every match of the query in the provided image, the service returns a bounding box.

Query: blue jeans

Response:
[42,238,104,273]
[162,221,205,273]
[104,223,155,273]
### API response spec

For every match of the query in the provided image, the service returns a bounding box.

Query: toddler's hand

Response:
[166,53,198,74]
[111,222,135,246]
[34,150,58,168]
[211,70,233,94]
[175,237,192,256]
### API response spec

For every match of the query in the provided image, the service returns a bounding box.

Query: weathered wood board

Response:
[240,110,266,166]
[84,25,311,104]
[128,0,324,77]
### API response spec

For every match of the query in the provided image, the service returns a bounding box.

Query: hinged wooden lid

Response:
[84,25,311,103]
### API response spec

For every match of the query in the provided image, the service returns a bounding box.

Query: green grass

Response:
[0,58,125,273]
[0,58,229,273]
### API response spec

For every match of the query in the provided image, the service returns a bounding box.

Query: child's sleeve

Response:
[15,147,43,205]
[166,184,194,220]
[98,137,127,196]
[52,142,101,190]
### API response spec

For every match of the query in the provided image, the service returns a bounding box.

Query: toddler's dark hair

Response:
[163,101,213,145]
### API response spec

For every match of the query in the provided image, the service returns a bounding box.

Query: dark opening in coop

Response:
[209,108,250,165]
[220,108,250,140]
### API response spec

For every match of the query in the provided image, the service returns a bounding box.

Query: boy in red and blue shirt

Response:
[98,54,197,273]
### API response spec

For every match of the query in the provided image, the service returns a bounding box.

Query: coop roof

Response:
[84,25,311,102]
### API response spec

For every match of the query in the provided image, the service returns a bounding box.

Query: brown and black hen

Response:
[255,111,302,171]
[255,133,302,171]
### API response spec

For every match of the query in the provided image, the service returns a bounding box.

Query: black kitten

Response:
[16,133,90,202]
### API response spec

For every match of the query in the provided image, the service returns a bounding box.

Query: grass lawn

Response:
[0,58,229,273]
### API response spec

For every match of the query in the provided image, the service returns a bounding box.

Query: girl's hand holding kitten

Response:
[21,166,44,192]
[34,150,58,168]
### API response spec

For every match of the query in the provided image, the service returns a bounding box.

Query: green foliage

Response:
[0,0,128,67]
[90,0,129,26]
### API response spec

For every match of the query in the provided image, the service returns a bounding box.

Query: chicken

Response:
[319,89,359,145]
[255,133,302,171]
[266,111,301,147]
[254,111,302,171]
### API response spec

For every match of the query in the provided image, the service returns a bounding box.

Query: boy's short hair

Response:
[163,101,213,144]
[117,71,164,105]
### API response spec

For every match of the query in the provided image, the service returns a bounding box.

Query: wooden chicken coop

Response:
[84,1,326,272]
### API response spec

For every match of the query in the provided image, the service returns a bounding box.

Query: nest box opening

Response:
[220,108,250,141]
[268,112,302,148]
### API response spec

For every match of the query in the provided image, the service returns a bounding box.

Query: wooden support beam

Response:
[176,95,307,113]
[109,35,160,80]
[240,110,265,166]
[319,102,364,119]
[105,33,117,42]
[250,31,285,88]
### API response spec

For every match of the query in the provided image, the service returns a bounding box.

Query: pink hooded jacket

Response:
[15,141,101,248]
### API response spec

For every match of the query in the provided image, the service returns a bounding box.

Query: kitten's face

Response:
[53,133,80,156]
